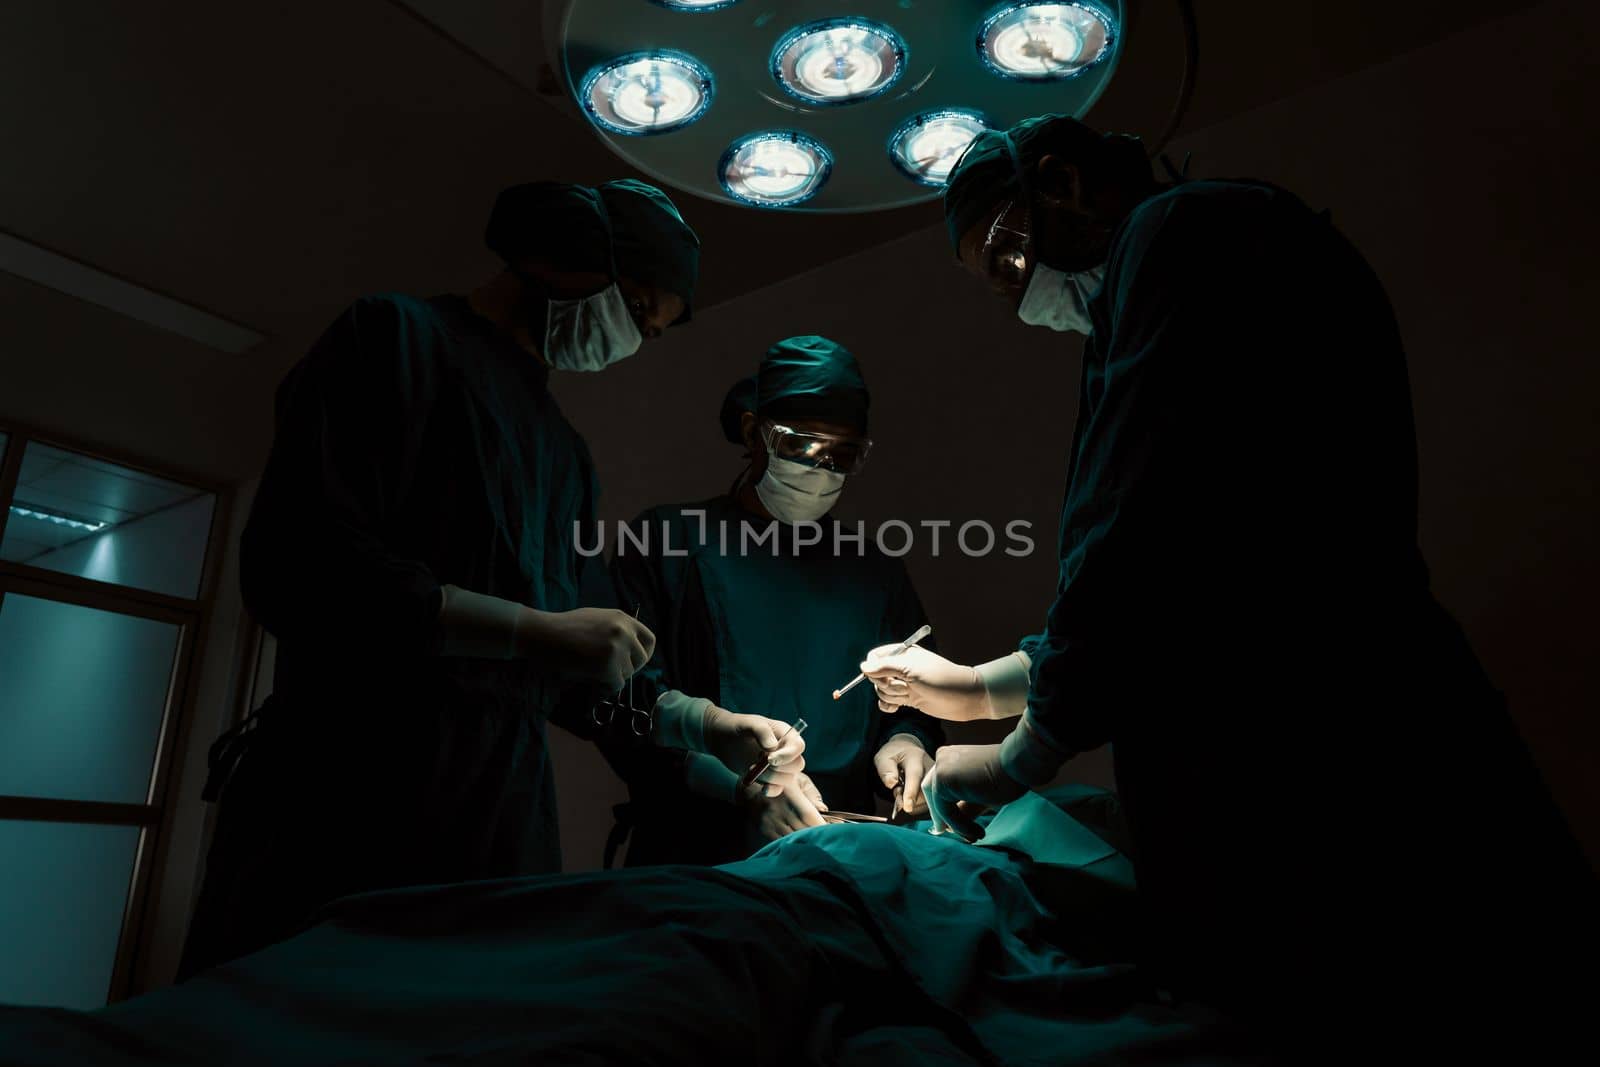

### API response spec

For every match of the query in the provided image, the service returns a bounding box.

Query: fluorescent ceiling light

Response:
[9,505,109,533]
[0,231,265,354]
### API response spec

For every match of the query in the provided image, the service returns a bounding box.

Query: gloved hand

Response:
[743,772,828,842]
[873,734,931,818]
[705,706,807,798]
[921,743,1028,841]
[514,606,655,693]
[861,646,1031,722]
[860,645,985,719]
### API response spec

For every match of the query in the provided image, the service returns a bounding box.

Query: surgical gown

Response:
[604,495,943,866]
[180,293,601,977]
[1016,180,1595,1049]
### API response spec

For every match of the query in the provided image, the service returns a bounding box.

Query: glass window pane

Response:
[1,442,215,599]
[0,594,179,805]
[0,819,140,1009]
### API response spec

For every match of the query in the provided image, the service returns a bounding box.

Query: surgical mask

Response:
[543,283,643,372]
[755,455,845,525]
[1017,262,1106,335]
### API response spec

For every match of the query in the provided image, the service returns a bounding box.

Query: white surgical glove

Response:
[921,743,1029,842]
[861,646,1032,722]
[436,586,654,694]
[652,691,807,798]
[873,734,932,818]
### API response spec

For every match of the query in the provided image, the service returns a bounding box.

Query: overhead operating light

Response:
[719,131,833,208]
[579,50,714,136]
[555,0,1128,212]
[9,506,108,534]
[888,109,991,187]
[978,3,1116,80]
[771,18,907,105]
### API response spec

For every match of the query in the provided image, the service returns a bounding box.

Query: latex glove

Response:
[860,645,985,719]
[705,706,807,798]
[862,646,1031,722]
[873,734,931,818]
[921,743,1028,842]
[512,606,655,693]
[744,772,828,842]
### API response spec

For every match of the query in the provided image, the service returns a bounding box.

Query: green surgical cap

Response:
[486,182,611,275]
[756,336,869,432]
[485,178,700,324]
[598,179,701,323]
[943,114,1122,256]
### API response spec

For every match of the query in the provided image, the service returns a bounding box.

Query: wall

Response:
[548,0,1600,870]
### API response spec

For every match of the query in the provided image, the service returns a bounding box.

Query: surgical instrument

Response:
[740,717,808,792]
[832,624,932,700]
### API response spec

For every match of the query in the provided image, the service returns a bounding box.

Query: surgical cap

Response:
[486,182,612,275]
[485,178,700,323]
[756,336,869,432]
[719,375,758,444]
[599,179,701,323]
[943,114,1138,255]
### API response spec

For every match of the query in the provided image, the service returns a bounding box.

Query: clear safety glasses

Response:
[763,422,872,474]
[976,132,1039,294]
[978,197,1034,292]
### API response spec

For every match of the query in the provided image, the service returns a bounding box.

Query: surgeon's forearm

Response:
[683,752,742,804]
[650,689,713,752]
[434,584,527,658]
[998,712,1071,789]
[975,651,1033,719]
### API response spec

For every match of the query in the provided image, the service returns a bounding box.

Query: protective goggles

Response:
[762,421,872,474]
[978,197,1033,291]
[976,132,1037,293]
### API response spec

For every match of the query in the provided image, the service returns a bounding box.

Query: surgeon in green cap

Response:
[862,116,1595,1056]
[179,180,807,977]
[601,336,943,867]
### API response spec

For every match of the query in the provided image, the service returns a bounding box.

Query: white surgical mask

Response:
[755,455,845,525]
[544,284,643,372]
[1017,262,1106,335]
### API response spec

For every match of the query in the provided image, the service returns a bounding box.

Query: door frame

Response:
[0,421,228,1004]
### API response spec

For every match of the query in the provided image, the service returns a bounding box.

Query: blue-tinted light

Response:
[719,131,834,207]
[771,18,907,105]
[888,109,991,187]
[580,50,715,136]
[978,3,1115,80]
[9,506,108,534]
[650,0,740,10]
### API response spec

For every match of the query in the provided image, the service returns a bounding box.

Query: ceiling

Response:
[2,441,206,559]
[0,0,1543,480]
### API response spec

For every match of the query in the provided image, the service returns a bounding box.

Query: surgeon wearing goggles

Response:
[602,336,943,866]
[859,114,1593,1047]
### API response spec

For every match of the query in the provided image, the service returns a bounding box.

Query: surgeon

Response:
[179,181,806,978]
[603,337,943,866]
[862,116,1595,1055]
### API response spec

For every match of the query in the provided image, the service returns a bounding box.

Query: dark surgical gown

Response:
[604,495,943,866]
[180,293,601,978]
[1018,180,1596,1054]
